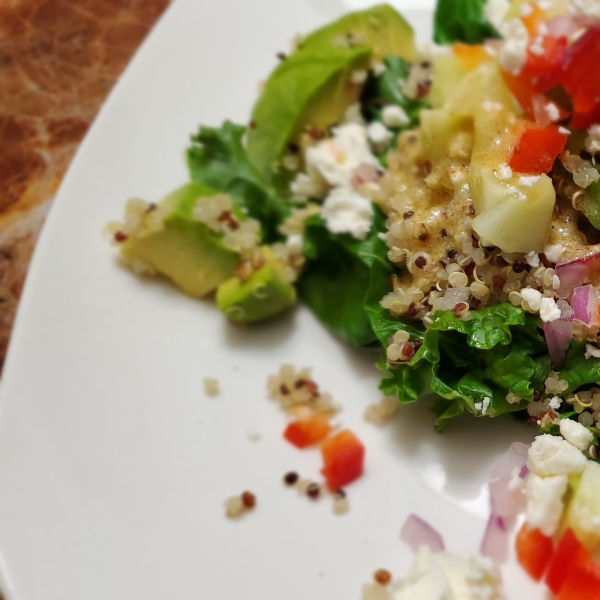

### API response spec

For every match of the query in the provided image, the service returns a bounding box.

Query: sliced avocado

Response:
[119,183,239,297]
[247,44,371,181]
[300,4,416,63]
[216,247,296,323]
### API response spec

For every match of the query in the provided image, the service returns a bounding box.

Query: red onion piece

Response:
[489,478,526,519]
[352,162,383,187]
[490,442,529,480]
[547,16,579,39]
[480,514,509,563]
[572,284,599,327]
[544,300,575,367]
[400,514,445,554]
[532,94,552,126]
[556,261,589,298]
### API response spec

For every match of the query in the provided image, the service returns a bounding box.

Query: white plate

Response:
[0,1,544,598]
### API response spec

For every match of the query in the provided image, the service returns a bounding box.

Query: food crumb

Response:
[373,569,392,586]
[284,471,299,486]
[333,490,350,515]
[224,491,256,518]
[296,478,313,495]
[364,397,398,424]
[307,482,321,499]
[247,430,262,442]
[203,377,220,396]
[361,581,392,600]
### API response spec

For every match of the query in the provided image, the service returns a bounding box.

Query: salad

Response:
[106,0,600,596]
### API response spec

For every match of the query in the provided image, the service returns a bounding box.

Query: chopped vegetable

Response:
[433,0,499,45]
[321,429,365,491]
[400,514,445,553]
[515,524,553,581]
[545,529,589,595]
[558,558,600,600]
[283,412,332,449]
[509,124,568,174]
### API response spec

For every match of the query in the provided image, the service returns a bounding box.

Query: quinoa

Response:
[224,491,257,519]
[203,377,220,397]
[364,397,398,424]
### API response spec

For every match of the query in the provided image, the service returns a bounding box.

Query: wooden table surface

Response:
[0,0,170,370]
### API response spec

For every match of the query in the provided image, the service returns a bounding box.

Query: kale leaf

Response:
[433,0,500,45]
[297,206,394,347]
[186,121,289,242]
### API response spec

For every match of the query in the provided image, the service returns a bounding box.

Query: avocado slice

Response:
[216,247,296,323]
[246,44,371,182]
[119,183,240,297]
[300,4,416,63]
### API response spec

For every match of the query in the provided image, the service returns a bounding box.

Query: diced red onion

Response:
[532,94,552,127]
[546,16,579,39]
[400,514,445,554]
[556,261,589,298]
[489,478,526,519]
[480,514,509,563]
[490,442,529,480]
[571,284,599,327]
[544,315,574,367]
[352,162,383,187]
[520,465,529,479]
[573,16,600,30]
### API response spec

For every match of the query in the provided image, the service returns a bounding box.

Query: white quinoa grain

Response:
[224,496,245,519]
[204,377,220,397]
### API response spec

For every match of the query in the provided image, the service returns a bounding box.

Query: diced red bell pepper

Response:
[321,429,365,491]
[521,36,567,93]
[509,123,568,174]
[546,529,590,595]
[515,524,554,581]
[558,556,600,600]
[283,412,332,449]
[561,26,600,128]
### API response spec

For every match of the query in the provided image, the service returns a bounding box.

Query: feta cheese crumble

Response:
[570,0,600,18]
[321,187,374,240]
[544,243,564,263]
[519,175,541,187]
[367,121,393,152]
[527,434,588,477]
[498,19,529,75]
[496,164,513,180]
[391,547,504,600]
[306,123,379,188]
[382,105,410,128]
[525,473,569,536]
[540,297,561,322]
[520,288,542,312]
[585,343,600,359]
[560,418,594,451]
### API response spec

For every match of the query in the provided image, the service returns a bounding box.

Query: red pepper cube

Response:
[320,429,365,491]
[509,124,568,175]
[558,556,600,600]
[283,413,332,449]
[515,524,554,581]
[546,529,590,595]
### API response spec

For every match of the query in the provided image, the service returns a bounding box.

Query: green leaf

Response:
[433,0,500,45]
[429,303,526,349]
[360,56,430,142]
[186,121,289,242]
[298,206,394,347]
[559,342,600,394]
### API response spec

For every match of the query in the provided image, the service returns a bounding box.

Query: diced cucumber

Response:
[565,461,600,551]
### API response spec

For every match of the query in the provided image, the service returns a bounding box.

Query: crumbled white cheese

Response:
[540,297,561,323]
[290,168,328,200]
[498,19,529,76]
[546,102,560,122]
[372,62,386,77]
[392,546,504,600]
[525,473,569,537]
[483,100,504,112]
[585,343,600,359]
[559,126,571,135]
[306,123,379,188]
[351,70,368,85]
[482,396,491,415]
[321,187,373,240]
[529,37,545,56]
[382,105,410,128]
[585,124,600,153]
[544,243,564,263]
[496,164,513,180]
[367,121,393,149]
[525,250,540,267]
[548,396,562,410]
[527,434,588,477]
[484,0,511,29]
[569,0,600,18]
[521,288,543,312]
[521,3,534,17]
[560,418,594,451]
[520,175,541,187]
[506,185,526,201]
